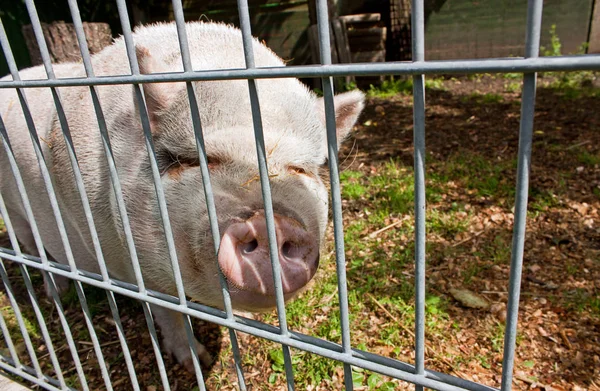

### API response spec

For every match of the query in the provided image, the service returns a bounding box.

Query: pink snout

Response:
[218,211,319,309]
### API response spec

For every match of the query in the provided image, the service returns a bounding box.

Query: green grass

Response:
[340,170,367,200]
[504,81,521,93]
[529,188,561,217]
[578,150,600,166]
[427,209,469,239]
[538,24,600,98]
[463,92,504,104]
[502,72,522,80]
[431,151,516,202]
[563,289,600,317]
[367,76,447,97]
[0,301,41,341]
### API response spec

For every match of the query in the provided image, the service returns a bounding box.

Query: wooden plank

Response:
[332,19,352,63]
[347,27,387,37]
[590,0,600,53]
[339,13,381,23]
[332,18,354,85]
[349,41,386,52]
[351,50,386,63]
[308,24,321,64]
[308,24,339,64]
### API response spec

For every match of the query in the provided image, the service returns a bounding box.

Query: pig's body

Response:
[0,22,364,368]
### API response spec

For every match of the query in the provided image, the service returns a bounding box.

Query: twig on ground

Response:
[559,330,572,350]
[38,343,68,361]
[367,217,410,239]
[566,140,591,150]
[77,339,122,354]
[452,230,485,248]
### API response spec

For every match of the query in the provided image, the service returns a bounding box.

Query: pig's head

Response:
[132,46,364,312]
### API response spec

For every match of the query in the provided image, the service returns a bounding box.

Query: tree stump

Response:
[22,21,112,66]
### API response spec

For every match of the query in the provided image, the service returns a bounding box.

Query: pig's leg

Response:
[8,212,70,297]
[150,304,212,371]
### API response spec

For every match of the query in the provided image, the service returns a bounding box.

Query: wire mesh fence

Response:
[0,0,598,390]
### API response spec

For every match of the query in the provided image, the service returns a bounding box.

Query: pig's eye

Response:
[288,166,310,176]
[206,155,222,170]
[158,150,200,176]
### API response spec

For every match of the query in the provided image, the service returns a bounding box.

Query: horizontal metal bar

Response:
[0,249,497,391]
[1,55,598,90]
[0,359,73,391]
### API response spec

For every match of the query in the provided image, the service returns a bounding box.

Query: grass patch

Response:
[563,289,600,317]
[0,296,41,341]
[463,92,504,104]
[504,81,521,93]
[538,24,600,98]
[577,150,600,166]
[367,76,447,97]
[432,151,515,201]
[427,209,469,239]
[340,170,367,200]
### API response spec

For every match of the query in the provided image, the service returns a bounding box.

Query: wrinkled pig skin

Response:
[0,21,364,370]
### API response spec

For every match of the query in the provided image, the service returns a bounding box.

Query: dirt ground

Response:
[0,73,598,391]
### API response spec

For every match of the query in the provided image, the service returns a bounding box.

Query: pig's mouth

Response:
[216,210,320,311]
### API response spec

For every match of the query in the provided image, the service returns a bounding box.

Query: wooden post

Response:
[22,21,112,66]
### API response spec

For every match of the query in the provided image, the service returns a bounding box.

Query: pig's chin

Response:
[226,287,307,312]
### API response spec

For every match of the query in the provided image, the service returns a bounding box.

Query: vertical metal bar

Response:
[501,1,543,390]
[65,0,146,293]
[0,208,73,386]
[44,275,90,391]
[141,303,171,391]
[0,261,43,379]
[114,1,211,388]
[236,1,294,390]
[169,2,247,389]
[0,116,90,391]
[0,304,20,367]
[23,0,108,280]
[182,314,206,390]
[229,327,247,390]
[0,17,114,390]
[109,2,180,387]
[314,1,353,390]
[106,293,141,391]
[9,262,67,388]
[237,0,289,334]
[114,0,187,307]
[169,0,235,318]
[411,1,426,391]
[60,2,148,389]
[73,282,114,390]
[0,21,76,281]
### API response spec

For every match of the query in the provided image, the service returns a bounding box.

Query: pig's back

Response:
[92,22,285,76]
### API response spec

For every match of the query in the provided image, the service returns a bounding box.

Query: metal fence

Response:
[0,0,598,390]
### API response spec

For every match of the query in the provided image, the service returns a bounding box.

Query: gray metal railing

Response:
[0,0,597,390]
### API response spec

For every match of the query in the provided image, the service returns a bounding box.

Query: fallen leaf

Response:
[449,289,490,310]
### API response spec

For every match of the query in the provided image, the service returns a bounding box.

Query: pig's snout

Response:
[218,211,319,308]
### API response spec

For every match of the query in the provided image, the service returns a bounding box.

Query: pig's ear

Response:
[316,90,365,147]
[135,46,183,130]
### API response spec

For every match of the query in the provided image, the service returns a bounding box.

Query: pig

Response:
[0,21,364,369]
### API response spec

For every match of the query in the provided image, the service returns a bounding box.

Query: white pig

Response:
[0,21,364,369]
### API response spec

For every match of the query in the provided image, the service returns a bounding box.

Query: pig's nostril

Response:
[281,241,294,258]
[242,239,259,254]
